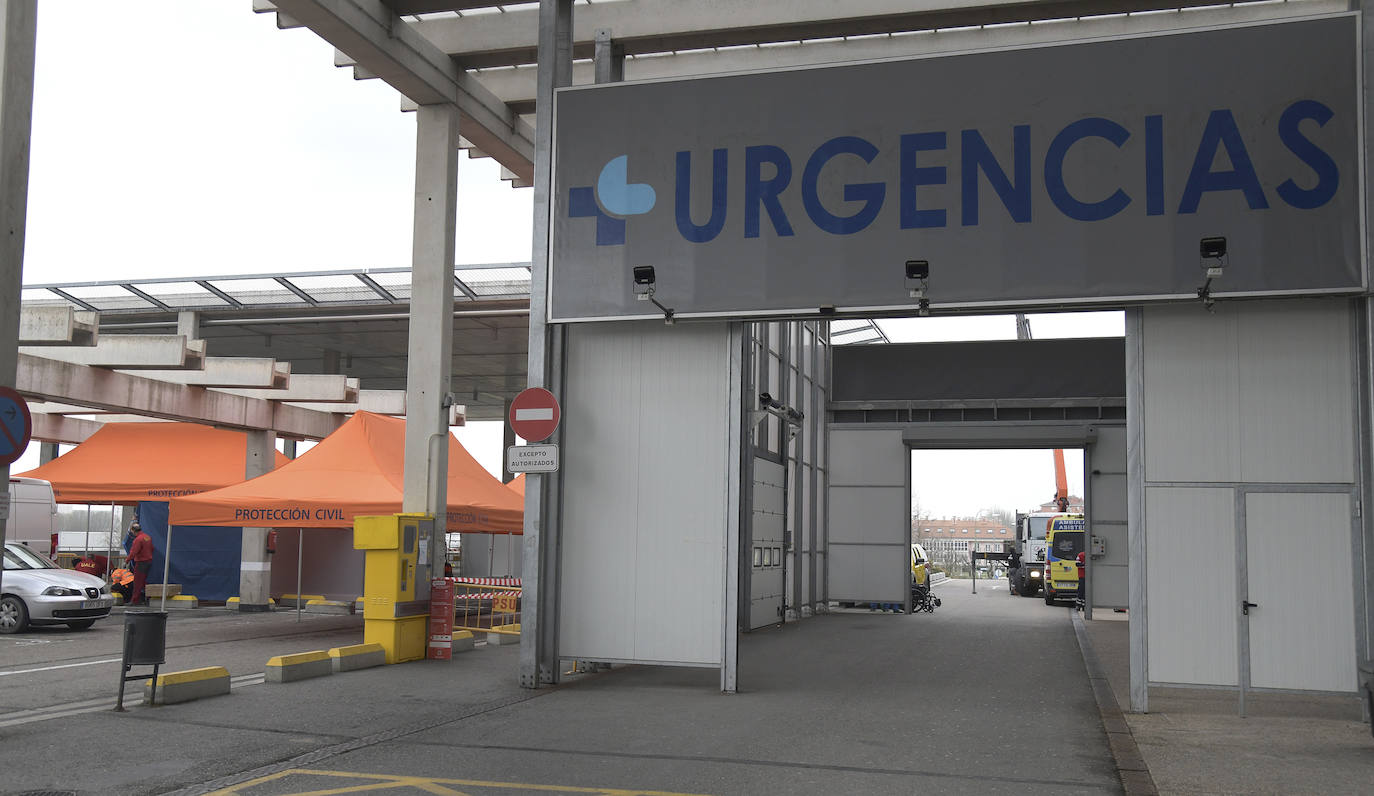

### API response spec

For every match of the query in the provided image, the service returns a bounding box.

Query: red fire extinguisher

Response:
[265,530,278,555]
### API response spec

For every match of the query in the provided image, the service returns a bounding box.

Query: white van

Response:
[5,477,59,555]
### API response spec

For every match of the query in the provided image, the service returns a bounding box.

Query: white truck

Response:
[1008,511,1057,597]
[4,477,59,555]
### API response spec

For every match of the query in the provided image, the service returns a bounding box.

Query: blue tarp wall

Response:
[136,501,242,601]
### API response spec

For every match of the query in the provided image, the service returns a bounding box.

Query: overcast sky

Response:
[13,2,1117,517]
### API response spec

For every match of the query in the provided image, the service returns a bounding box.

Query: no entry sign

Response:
[509,388,561,442]
[0,386,33,467]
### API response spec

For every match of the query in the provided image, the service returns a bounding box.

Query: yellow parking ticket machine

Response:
[354,513,435,663]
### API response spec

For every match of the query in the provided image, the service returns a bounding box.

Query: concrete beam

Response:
[463,0,1342,107]
[57,414,175,424]
[215,375,360,403]
[160,359,286,386]
[415,0,1308,67]
[21,335,205,370]
[288,388,405,416]
[267,0,535,182]
[284,390,463,424]
[131,358,291,389]
[17,354,343,440]
[26,401,102,414]
[18,307,98,346]
[30,414,101,445]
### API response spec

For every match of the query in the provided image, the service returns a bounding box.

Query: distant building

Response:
[912,517,1012,560]
[1035,495,1085,513]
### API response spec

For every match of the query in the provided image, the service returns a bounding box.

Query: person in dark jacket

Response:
[127,521,154,606]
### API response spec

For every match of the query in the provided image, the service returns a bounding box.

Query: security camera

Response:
[905,259,929,299]
[633,265,656,300]
[1199,237,1226,278]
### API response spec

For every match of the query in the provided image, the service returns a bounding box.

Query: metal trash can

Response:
[124,610,168,665]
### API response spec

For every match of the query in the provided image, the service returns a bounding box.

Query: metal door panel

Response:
[749,457,786,629]
[1244,492,1357,692]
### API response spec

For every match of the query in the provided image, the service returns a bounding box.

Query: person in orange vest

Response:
[127,521,154,606]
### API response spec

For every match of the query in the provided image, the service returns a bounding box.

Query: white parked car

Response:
[1,543,113,633]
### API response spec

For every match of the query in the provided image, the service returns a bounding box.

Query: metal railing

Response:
[450,577,521,636]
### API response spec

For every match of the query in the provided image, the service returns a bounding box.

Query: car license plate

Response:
[82,598,113,609]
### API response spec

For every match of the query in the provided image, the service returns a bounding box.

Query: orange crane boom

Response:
[1053,449,1069,512]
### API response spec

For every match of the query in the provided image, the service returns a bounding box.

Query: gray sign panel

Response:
[551,15,1362,322]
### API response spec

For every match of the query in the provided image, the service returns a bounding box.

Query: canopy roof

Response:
[18,422,289,504]
[169,412,522,533]
[507,474,524,496]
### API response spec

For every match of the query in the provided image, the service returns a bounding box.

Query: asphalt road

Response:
[0,580,1120,796]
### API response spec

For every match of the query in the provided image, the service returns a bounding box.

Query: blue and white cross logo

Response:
[568,155,656,246]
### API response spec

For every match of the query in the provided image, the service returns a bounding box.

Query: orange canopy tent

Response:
[18,422,290,504]
[169,411,522,533]
[506,474,525,496]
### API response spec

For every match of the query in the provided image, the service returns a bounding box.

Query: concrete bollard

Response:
[328,643,386,673]
[265,650,332,683]
[486,624,521,646]
[144,666,230,705]
[305,599,355,615]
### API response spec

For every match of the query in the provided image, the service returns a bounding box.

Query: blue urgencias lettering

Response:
[650,100,1339,245]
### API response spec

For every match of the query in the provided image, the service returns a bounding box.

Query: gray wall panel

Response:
[828,544,908,603]
[1143,305,1241,483]
[1146,486,1238,686]
[560,321,732,665]
[1235,304,1354,484]
[830,427,906,486]
[828,486,906,542]
[828,427,908,606]
[1089,424,1129,610]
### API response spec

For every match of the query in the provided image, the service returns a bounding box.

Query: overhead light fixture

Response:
[905,259,931,316]
[905,259,929,299]
[631,265,675,325]
[1197,236,1227,311]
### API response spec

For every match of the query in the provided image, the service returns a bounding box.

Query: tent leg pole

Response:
[106,502,114,580]
[296,529,302,623]
[160,523,171,612]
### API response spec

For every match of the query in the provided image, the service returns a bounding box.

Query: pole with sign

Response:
[0,386,32,469]
[508,388,561,474]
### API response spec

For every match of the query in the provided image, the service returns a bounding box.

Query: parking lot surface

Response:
[11,580,1369,795]
[0,582,1130,795]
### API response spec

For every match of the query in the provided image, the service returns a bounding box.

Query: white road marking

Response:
[0,657,123,676]
[0,672,267,727]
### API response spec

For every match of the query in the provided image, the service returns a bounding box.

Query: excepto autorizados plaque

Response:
[506,443,559,473]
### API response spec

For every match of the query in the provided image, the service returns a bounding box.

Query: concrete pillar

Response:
[593,28,624,84]
[401,103,459,595]
[238,428,277,611]
[38,441,58,464]
[0,1,36,560]
[282,439,297,459]
[521,0,574,690]
[176,311,200,340]
[322,349,342,375]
